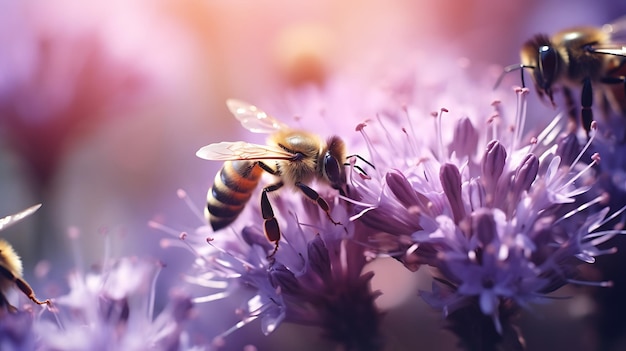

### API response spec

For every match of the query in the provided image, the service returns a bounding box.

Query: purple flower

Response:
[34,249,195,350]
[159,188,383,350]
[349,85,625,336]
[0,310,36,351]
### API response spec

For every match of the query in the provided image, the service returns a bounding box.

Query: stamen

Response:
[434,108,449,161]
[149,220,185,238]
[403,105,419,159]
[177,189,206,224]
[536,113,564,147]
[569,124,597,172]
[567,279,613,288]
[192,291,231,304]
[590,204,626,232]
[560,153,599,191]
[206,240,257,270]
[356,121,383,179]
[556,194,607,224]
[513,87,529,151]
[184,275,229,289]
[147,261,164,322]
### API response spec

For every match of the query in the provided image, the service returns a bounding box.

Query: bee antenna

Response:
[494,63,535,90]
[345,163,369,177]
[345,154,376,169]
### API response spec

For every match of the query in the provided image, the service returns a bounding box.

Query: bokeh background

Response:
[2,0,626,350]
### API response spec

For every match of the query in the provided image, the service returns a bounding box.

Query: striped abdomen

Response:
[206,160,263,231]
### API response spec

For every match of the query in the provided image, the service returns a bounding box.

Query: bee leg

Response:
[294,182,341,225]
[261,182,284,259]
[0,264,51,307]
[257,161,279,175]
[581,77,593,136]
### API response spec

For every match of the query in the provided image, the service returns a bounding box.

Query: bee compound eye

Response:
[323,153,342,186]
[538,45,558,88]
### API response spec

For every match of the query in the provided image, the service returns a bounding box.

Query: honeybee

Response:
[496,17,626,135]
[0,204,51,312]
[196,99,348,258]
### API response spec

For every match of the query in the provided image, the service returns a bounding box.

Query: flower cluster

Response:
[32,231,196,351]
[349,85,626,345]
[156,189,383,351]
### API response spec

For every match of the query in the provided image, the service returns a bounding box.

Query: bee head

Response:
[322,136,347,195]
[521,34,563,106]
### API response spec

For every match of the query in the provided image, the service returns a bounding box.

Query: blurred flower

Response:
[575,99,626,348]
[0,309,36,351]
[35,253,195,350]
[0,3,146,190]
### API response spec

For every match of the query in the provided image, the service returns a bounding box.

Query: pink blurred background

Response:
[1,0,625,349]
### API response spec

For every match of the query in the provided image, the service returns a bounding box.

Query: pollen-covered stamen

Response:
[151,220,192,244]
[512,87,530,151]
[489,100,503,141]
[440,163,466,224]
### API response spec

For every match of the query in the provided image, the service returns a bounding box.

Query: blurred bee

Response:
[196,99,352,258]
[0,204,51,312]
[496,17,626,135]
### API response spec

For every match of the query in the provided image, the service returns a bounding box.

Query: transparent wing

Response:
[0,204,41,231]
[196,141,294,161]
[591,43,626,57]
[226,99,290,134]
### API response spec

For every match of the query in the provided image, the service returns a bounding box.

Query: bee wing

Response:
[196,141,294,161]
[0,204,41,231]
[591,43,626,57]
[226,99,290,134]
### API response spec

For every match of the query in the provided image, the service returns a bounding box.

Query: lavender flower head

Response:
[34,229,195,351]
[350,82,626,341]
[158,188,383,351]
